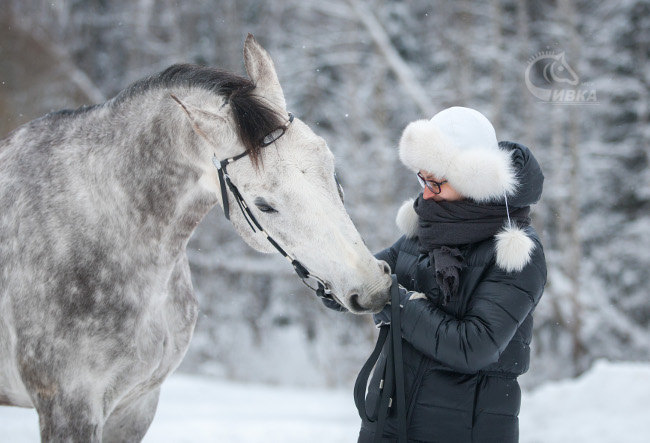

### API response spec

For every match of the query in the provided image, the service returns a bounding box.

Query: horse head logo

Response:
[543,52,579,85]
[525,51,580,101]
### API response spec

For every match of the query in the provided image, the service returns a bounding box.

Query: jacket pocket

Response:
[473,374,521,417]
[408,368,477,440]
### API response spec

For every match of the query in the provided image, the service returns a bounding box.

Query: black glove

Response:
[372,303,392,327]
[372,285,425,327]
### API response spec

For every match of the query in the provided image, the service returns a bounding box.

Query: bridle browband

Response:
[211,112,337,303]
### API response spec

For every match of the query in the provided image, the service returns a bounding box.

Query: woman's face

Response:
[419,170,464,201]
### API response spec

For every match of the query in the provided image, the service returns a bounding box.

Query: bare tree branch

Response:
[10,18,106,104]
[347,0,435,116]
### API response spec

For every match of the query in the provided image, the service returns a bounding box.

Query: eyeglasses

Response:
[260,113,295,147]
[417,172,448,194]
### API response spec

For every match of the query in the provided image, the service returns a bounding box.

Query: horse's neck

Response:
[90,98,219,262]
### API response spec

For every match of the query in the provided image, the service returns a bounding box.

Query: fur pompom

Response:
[494,225,535,272]
[395,199,419,238]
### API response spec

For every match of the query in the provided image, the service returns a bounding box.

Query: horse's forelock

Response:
[228,88,284,168]
[115,64,285,168]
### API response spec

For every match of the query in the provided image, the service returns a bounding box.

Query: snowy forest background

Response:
[0,0,648,389]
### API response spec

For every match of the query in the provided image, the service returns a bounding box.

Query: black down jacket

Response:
[358,142,547,443]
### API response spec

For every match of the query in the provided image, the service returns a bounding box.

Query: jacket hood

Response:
[497,141,544,208]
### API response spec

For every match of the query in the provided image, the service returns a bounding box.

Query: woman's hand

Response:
[373,285,426,327]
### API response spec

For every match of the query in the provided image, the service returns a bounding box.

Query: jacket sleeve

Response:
[374,235,406,272]
[399,245,547,373]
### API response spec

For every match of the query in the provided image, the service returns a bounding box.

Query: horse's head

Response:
[171,35,391,313]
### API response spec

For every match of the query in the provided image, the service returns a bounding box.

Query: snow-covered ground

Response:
[1,360,648,442]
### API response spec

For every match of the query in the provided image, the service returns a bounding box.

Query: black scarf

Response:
[413,195,531,304]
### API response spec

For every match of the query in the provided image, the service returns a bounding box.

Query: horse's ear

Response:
[170,93,228,140]
[243,33,287,110]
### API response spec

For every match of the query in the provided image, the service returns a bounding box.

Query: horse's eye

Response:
[254,197,277,213]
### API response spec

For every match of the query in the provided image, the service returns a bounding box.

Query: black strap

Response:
[354,326,388,422]
[208,115,339,303]
[209,111,339,304]
[353,276,408,442]
[216,165,230,220]
[213,151,249,222]
[212,152,338,304]
[391,278,407,442]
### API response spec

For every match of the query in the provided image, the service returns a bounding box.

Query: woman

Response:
[353,107,546,442]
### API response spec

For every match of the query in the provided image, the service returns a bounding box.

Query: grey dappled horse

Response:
[0,35,391,442]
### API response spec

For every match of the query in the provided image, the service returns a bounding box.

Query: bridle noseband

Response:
[211,112,337,303]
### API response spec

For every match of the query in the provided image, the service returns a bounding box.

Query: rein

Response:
[211,112,336,303]
[354,276,408,442]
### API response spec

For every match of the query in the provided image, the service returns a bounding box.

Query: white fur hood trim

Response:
[398,119,518,202]
[395,199,535,272]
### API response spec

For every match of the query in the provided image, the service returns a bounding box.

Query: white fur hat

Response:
[399,106,518,202]
[396,107,536,273]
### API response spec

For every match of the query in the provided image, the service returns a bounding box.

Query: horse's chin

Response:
[343,287,391,315]
[363,291,392,314]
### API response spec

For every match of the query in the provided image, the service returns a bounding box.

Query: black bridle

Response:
[211,112,337,303]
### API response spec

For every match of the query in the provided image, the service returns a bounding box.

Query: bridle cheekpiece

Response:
[211,113,337,303]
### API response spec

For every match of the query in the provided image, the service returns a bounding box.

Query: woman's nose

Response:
[423,186,437,200]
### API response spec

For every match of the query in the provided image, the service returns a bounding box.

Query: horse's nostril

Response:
[379,260,391,275]
[349,293,363,312]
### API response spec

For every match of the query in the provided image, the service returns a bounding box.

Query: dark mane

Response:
[114,64,285,166]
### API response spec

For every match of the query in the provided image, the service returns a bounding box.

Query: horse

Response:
[0,34,392,442]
